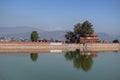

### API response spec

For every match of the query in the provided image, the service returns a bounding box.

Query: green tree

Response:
[31,31,39,42]
[65,31,76,43]
[81,20,94,37]
[74,23,82,43]
[65,20,94,43]
[30,53,38,62]
[113,40,119,43]
[74,23,82,35]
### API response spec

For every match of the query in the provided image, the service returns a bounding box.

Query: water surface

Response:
[0,50,120,80]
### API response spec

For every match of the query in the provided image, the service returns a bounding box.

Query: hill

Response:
[0,27,119,42]
[0,27,66,41]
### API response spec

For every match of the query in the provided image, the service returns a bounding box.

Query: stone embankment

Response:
[84,43,120,51]
[0,42,80,50]
[0,42,120,53]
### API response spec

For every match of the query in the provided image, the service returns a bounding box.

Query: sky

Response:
[0,0,120,34]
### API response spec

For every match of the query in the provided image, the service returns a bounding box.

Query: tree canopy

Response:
[31,31,39,42]
[81,21,94,37]
[65,31,76,43]
[65,20,94,43]
[113,40,119,43]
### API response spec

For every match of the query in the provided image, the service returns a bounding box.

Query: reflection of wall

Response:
[50,42,62,45]
[80,51,98,58]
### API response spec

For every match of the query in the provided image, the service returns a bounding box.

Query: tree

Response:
[74,23,82,35]
[113,40,119,43]
[81,20,94,37]
[31,31,39,42]
[74,23,82,43]
[65,20,94,43]
[65,31,76,43]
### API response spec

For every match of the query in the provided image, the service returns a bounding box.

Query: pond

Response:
[0,50,120,80]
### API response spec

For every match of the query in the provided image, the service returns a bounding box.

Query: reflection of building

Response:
[80,34,98,43]
[79,51,98,58]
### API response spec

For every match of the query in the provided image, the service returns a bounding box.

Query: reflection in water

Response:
[65,49,98,72]
[113,51,118,53]
[30,53,38,62]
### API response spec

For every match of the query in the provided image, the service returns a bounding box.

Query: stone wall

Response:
[85,43,120,51]
[0,42,119,51]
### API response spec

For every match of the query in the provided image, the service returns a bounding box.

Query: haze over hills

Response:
[0,27,119,42]
[0,27,66,41]
[97,32,120,42]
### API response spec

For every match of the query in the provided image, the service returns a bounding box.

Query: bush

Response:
[113,40,119,43]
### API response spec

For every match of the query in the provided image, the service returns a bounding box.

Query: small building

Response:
[79,34,98,43]
[38,39,50,42]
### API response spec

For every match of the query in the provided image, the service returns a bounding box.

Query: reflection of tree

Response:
[113,51,118,53]
[30,53,38,62]
[80,55,93,72]
[65,49,93,72]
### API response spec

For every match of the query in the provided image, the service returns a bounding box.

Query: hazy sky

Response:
[0,0,120,34]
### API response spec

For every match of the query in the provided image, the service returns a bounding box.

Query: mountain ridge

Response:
[0,27,119,42]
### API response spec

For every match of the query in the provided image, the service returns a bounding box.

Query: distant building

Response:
[79,34,98,43]
[0,37,11,42]
[38,39,50,42]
